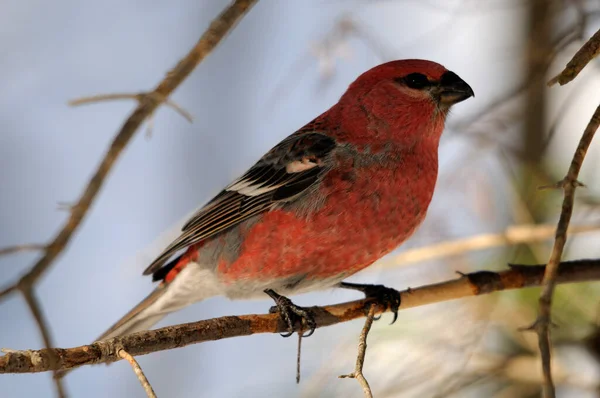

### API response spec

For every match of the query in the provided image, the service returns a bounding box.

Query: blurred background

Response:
[2,0,600,397]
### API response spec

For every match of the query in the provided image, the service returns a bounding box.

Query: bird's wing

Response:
[142,130,337,276]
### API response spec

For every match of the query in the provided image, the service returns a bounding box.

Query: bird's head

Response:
[336,59,474,146]
[344,59,474,112]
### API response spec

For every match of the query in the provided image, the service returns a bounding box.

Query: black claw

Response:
[338,282,401,324]
[264,289,316,337]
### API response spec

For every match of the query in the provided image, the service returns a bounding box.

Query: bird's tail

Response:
[99,259,221,340]
[57,262,218,379]
[54,286,173,379]
[98,285,171,340]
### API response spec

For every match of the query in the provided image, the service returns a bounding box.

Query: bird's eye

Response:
[401,73,431,89]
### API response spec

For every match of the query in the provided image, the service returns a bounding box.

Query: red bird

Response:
[100,59,473,339]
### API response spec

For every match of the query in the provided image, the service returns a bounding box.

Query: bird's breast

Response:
[315,145,438,262]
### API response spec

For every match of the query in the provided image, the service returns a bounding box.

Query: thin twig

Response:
[70,92,193,139]
[539,29,600,394]
[539,28,600,393]
[0,2,257,397]
[0,285,16,297]
[379,223,599,269]
[2,259,600,375]
[118,349,157,398]
[69,93,194,123]
[548,28,600,86]
[339,304,376,398]
[296,327,303,384]
[22,290,66,398]
[68,93,141,106]
[536,103,600,398]
[0,244,46,257]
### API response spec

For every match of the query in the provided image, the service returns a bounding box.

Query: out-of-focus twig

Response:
[0,1,257,395]
[379,223,599,269]
[524,0,554,166]
[69,93,194,124]
[339,304,376,398]
[2,259,600,374]
[0,244,46,257]
[548,28,600,86]
[118,349,157,398]
[450,2,591,140]
[70,92,193,139]
[22,289,66,397]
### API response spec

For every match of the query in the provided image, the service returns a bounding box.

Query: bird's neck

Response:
[327,97,446,152]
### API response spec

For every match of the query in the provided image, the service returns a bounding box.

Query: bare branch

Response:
[2,259,600,375]
[548,28,600,86]
[118,349,157,398]
[339,304,376,398]
[536,102,600,398]
[22,290,66,398]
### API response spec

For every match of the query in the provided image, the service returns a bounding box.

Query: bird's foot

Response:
[264,289,317,338]
[338,282,401,324]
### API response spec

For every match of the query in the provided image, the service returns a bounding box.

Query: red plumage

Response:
[99,59,474,340]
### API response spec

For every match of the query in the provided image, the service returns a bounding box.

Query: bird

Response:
[98,59,474,340]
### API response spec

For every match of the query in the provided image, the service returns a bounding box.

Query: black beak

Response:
[437,71,474,106]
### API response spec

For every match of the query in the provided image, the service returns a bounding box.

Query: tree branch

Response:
[536,102,600,398]
[548,27,600,86]
[0,1,257,396]
[2,258,600,375]
[339,304,376,398]
[538,25,600,397]
[22,290,66,397]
